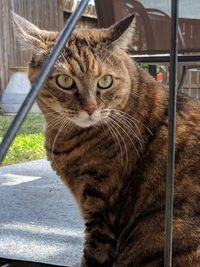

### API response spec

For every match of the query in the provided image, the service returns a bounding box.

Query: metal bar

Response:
[0,0,89,165]
[164,0,179,266]
[132,54,200,64]
[177,65,187,91]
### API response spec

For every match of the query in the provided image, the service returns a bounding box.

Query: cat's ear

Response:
[11,12,57,51]
[108,14,135,50]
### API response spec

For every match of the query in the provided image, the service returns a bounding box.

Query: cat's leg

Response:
[80,184,117,267]
[80,210,116,267]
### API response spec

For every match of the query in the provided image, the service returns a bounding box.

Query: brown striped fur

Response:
[13,13,200,266]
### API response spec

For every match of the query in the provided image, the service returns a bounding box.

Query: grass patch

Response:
[0,113,46,166]
[0,113,45,136]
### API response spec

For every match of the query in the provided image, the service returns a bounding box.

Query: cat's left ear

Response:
[108,14,135,50]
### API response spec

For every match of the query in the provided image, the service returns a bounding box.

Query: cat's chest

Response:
[45,126,119,176]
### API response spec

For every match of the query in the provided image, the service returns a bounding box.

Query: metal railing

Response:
[0,0,181,267]
[164,1,179,266]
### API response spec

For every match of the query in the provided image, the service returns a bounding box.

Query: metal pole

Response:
[0,0,89,165]
[164,0,179,266]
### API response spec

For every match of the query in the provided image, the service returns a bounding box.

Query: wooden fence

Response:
[63,0,97,29]
[162,66,200,100]
[0,0,64,97]
[63,0,96,18]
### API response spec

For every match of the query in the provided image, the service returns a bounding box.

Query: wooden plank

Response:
[0,0,65,96]
[58,0,64,30]
[2,0,10,91]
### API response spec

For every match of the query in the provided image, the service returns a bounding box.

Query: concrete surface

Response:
[0,160,84,266]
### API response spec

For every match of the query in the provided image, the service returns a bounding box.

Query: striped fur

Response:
[15,14,200,266]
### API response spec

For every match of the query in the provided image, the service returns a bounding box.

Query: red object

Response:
[157,72,163,82]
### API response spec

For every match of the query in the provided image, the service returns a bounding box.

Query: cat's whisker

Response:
[110,113,143,152]
[109,117,140,159]
[112,110,143,140]
[108,115,140,159]
[112,109,153,135]
[111,109,142,139]
[106,119,127,168]
[47,114,66,133]
[111,113,143,141]
[92,123,98,130]
[101,112,111,120]
[47,121,60,133]
[46,113,60,125]
[103,119,124,165]
[62,117,72,137]
[106,117,129,170]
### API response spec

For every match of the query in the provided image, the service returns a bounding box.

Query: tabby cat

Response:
[13,13,200,267]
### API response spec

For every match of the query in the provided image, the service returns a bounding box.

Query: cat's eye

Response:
[98,75,113,89]
[56,75,74,90]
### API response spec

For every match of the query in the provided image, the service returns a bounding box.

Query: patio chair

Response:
[126,1,193,89]
[95,0,200,91]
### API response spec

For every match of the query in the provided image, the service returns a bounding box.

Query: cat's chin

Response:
[73,119,98,128]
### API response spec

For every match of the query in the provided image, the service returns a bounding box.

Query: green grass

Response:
[0,113,46,166]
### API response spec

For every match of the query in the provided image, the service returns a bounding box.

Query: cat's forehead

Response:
[66,29,112,50]
[54,29,114,69]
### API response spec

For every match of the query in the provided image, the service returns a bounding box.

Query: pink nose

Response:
[83,104,97,115]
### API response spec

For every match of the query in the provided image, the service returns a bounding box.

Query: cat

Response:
[13,12,200,267]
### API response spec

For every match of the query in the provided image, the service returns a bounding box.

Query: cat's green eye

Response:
[98,75,113,89]
[56,75,74,90]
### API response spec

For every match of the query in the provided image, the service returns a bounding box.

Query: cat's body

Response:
[13,13,200,266]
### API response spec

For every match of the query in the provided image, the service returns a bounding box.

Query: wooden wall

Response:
[0,0,64,97]
[64,12,97,29]
[63,0,97,19]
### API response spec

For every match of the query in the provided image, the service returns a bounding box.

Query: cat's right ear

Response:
[11,12,53,51]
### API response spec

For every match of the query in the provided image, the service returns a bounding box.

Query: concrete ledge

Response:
[0,160,83,267]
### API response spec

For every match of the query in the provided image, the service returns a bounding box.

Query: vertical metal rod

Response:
[164,0,179,266]
[0,0,89,165]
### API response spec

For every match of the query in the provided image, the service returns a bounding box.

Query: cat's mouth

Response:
[71,110,102,128]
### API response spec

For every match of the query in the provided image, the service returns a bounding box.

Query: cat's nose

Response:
[83,104,97,116]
